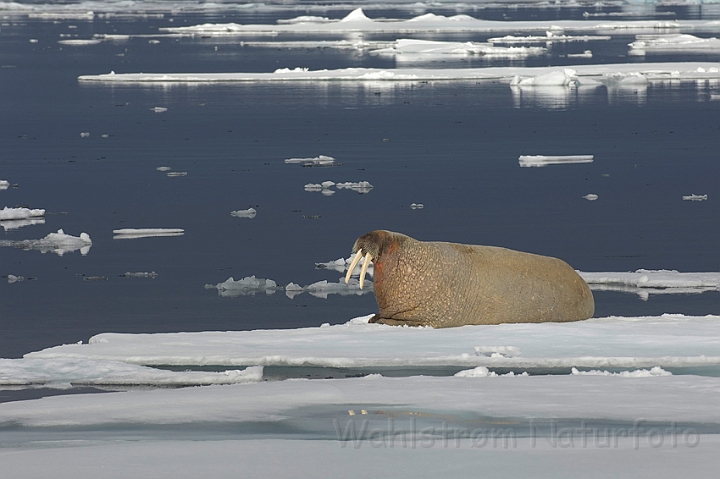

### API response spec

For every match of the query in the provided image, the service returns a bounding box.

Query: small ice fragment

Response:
[151,107,167,113]
[210,276,279,296]
[583,194,598,201]
[156,166,172,171]
[518,155,594,167]
[454,366,494,378]
[80,132,90,138]
[321,181,336,189]
[230,208,257,218]
[410,203,424,209]
[121,271,158,278]
[571,366,671,377]
[683,194,707,201]
[29,39,38,43]
[149,39,160,44]
[101,134,109,138]
[474,346,521,358]
[113,228,184,239]
[166,172,187,177]
[0,207,46,221]
[284,155,336,167]
[0,180,9,190]
[7,274,24,283]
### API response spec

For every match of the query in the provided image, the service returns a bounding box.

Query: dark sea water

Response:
[1,6,719,359]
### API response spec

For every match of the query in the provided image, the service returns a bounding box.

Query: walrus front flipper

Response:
[369,315,425,327]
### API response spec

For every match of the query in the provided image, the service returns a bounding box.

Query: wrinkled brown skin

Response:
[351,230,594,328]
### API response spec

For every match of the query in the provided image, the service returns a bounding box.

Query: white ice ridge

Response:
[0,229,92,256]
[25,314,720,369]
[285,155,337,166]
[77,62,720,85]
[630,34,720,55]
[0,206,45,220]
[205,275,372,298]
[160,9,715,36]
[112,228,184,239]
[369,39,547,58]
[518,154,594,167]
[304,181,373,195]
[0,358,262,388]
[316,254,375,278]
[230,208,257,218]
[579,270,720,296]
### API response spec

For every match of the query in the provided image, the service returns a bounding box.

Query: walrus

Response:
[344,230,594,328]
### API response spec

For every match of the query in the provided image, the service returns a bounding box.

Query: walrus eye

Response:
[344,250,364,285]
[359,252,372,290]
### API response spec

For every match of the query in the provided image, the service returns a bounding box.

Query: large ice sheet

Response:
[78,62,720,85]
[580,270,720,298]
[369,39,547,58]
[160,9,715,36]
[24,314,720,369]
[630,33,720,55]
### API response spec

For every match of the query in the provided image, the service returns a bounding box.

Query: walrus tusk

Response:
[359,252,372,289]
[345,250,364,284]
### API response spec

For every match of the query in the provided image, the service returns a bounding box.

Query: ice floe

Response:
[0,206,45,220]
[629,34,720,55]
[570,366,672,377]
[25,313,720,370]
[488,33,611,44]
[78,62,720,88]
[579,270,720,299]
[120,271,158,278]
[0,229,91,256]
[0,357,263,388]
[583,194,599,201]
[0,180,9,190]
[316,254,374,278]
[57,38,101,46]
[305,181,373,194]
[518,154,594,167]
[113,228,184,239]
[230,207,257,218]
[369,39,547,58]
[683,194,707,201]
[285,278,372,299]
[159,9,715,37]
[205,275,280,297]
[285,155,338,167]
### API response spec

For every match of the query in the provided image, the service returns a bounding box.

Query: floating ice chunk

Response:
[284,155,336,167]
[207,276,279,297]
[0,229,92,256]
[7,274,24,283]
[571,367,671,377]
[335,181,373,193]
[567,50,592,59]
[0,206,45,221]
[151,106,167,112]
[511,69,580,87]
[583,194,599,201]
[519,155,594,167]
[370,39,546,58]
[285,278,373,299]
[0,357,263,388]
[0,180,8,190]
[455,366,528,377]
[410,203,424,209]
[231,208,257,218]
[58,39,102,46]
[629,34,720,56]
[277,16,334,25]
[166,171,187,177]
[156,166,172,171]
[683,194,707,201]
[113,228,184,239]
[489,34,611,44]
[579,270,720,297]
[316,254,374,277]
[339,8,372,23]
[80,132,90,137]
[121,271,158,278]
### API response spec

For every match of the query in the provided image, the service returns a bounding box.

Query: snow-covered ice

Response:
[285,155,337,166]
[369,39,547,58]
[230,207,257,218]
[519,154,594,167]
[579,270,720,298]
[0,229,91,256]
[629,34,720,55]
[112,228,184,239]
[0,206,45,220]
[24,314,720,370]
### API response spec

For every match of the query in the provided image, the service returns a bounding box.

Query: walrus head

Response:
[344,230,409,289]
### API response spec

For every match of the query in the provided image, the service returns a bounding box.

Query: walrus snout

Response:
[345,230,595,328]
